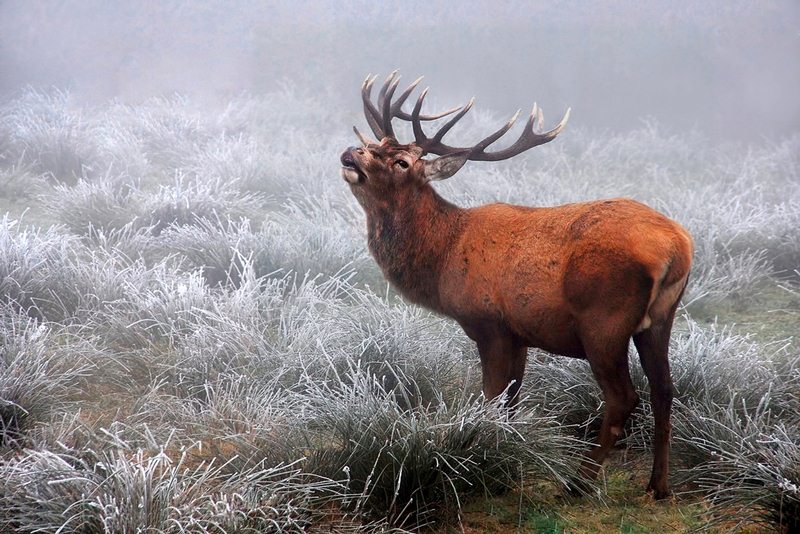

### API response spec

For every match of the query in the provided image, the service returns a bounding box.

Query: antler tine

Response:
[395,106,461,121]
[377,70,399,108]
[361,74,385,139]
[466,106,571,161]
[431,97,475,144]
[410,87,430,146]
[471,109,520,153]
[352,126,374,147]
[362,74,379,110]
[530,103,541,132]
[545,107,571,137]
[380,76,401,138]
[391,76,423,114]
[521,103,538,134]
[384,73,460,121]
[396,105,461,121]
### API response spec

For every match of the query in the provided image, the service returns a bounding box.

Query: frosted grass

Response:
[0,86,797,530]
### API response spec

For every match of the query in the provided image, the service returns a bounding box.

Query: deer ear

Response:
[423,152,469,182]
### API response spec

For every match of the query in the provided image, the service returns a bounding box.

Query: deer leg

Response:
[507,345,528,408]
[581,336,639,479]
[633,306,678,500]
[476,333,527,408]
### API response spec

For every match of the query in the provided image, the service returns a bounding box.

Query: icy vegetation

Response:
[0,88,798,531]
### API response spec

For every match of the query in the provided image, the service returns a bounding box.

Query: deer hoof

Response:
[647,482,673,500]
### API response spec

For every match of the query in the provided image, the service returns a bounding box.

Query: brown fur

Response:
[341,138,693,499]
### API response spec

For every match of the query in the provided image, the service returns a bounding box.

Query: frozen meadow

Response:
[0,88,798,531]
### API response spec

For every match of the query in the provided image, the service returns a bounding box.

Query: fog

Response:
[1,0,798,141]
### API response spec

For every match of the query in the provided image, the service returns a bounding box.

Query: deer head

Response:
[340,71,570,207]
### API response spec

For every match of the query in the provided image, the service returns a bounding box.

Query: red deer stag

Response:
[339,72,693,499]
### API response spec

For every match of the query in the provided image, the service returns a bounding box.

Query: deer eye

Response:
[394,159,409,169]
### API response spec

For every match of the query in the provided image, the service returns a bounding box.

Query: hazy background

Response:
[1,0,798,142]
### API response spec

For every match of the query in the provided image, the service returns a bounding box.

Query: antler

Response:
[410,86,570,162]
[359,71,461,141]
[359,71,570,162]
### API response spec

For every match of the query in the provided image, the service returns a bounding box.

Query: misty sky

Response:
[1,0,798,141]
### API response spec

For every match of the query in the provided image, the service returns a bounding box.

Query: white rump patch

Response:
[635,314,652,333]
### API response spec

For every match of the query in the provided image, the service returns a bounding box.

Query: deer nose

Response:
[340,148,357,167]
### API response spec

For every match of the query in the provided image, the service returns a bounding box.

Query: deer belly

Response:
[442,280,584,358]
[506,303,584,358]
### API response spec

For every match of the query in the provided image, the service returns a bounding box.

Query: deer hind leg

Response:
[581,330,640,480]
[476,332,528,409]
[633,296,681,500]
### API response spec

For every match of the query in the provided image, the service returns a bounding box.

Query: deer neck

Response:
[365,184,464,310]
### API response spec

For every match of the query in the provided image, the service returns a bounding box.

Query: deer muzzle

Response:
[340,147,363,184]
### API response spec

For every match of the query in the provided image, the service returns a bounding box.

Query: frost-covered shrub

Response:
[0,439,349,533]
[136,365,585,530]
[0,155,47,199]
[0,216,80,319]
[298,365,585,528]
[44,174,266,238]
[677,396,800,531]
[0,305,89,447]
[141,175,265,234]
[154,199,378,287]
[44,179,138,236]
[0,89,94,183]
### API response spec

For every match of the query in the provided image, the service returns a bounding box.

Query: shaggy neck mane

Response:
[365,184,464,310]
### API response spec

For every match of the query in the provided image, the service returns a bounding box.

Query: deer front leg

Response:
[475,332,527,409]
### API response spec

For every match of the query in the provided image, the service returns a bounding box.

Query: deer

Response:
[339,72,693,499]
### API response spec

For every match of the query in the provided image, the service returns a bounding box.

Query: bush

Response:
[44,174,266,238]
[0,438,352,533]
[299,364,586,528]
[153,202,377,287]
[0,304,89,448]
[0,216,80,319]
[133,365,585,530]
[677,395,800,531]
[0,88,93,184]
